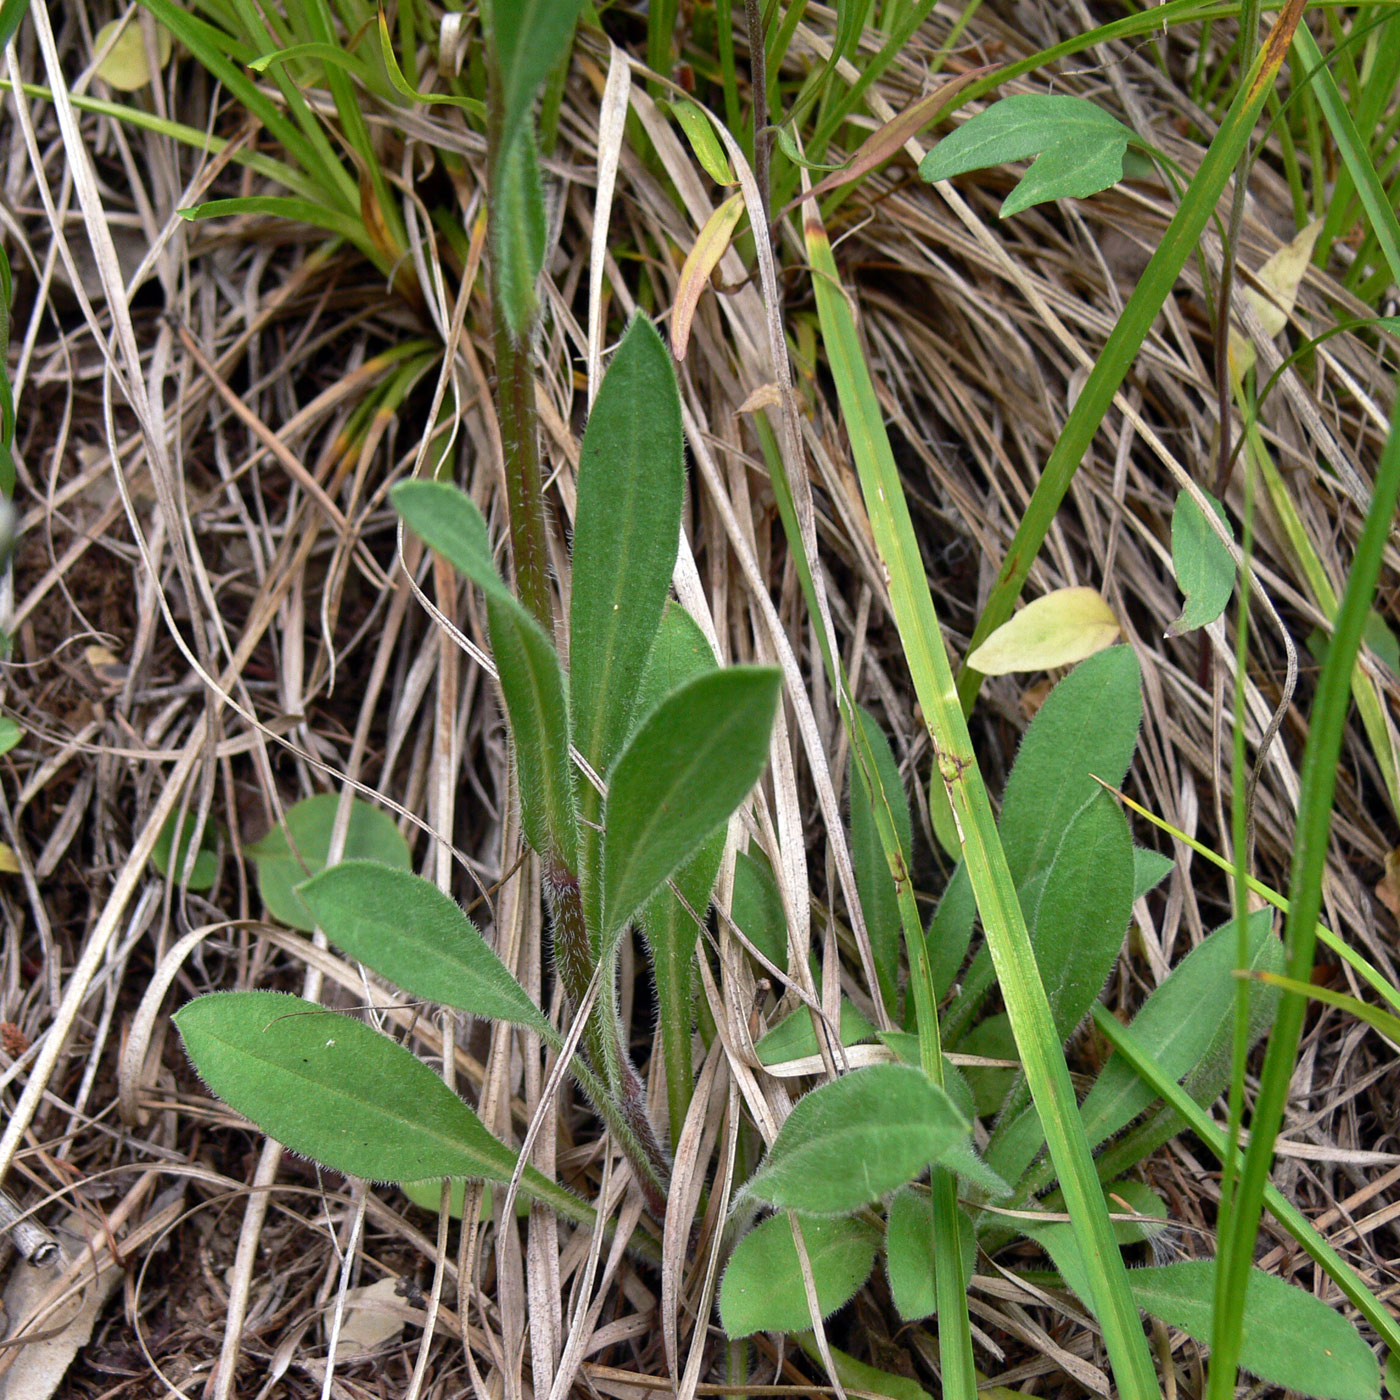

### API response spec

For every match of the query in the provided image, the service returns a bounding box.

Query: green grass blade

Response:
[1206,320,1400,1400]
[804,211,1160,1400]
[953,0,1309,713]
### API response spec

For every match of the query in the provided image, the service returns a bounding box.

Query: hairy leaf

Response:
[738,1064,969,1216]
[602,667,780,943]
[885,1188,974,1321]
[570,315,685,779]
[247,795,410,931]
[175,991,588,1226]
[296,861,552,1036]
[719,1213,879,1338]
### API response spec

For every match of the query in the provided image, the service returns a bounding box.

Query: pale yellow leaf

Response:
[0,844,18,874]
[93,17,172,93]
[337,1278,410,1352]
[1245,218,1323,338]
[967,587,1120,676]
[671,192,745,361]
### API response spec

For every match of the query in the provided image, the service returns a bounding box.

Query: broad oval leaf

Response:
[570,314,685,781]
[919,94,1138,219]
[884,1188,974,1321]
[602,666,781,943]
[732,849,789,969]
[668,98,734,186]
[177,991,522,1185]
[296,861,552,1036]
[152,810,218,891]
[248,795,410,931]
[966,586,1119,676]
[739,1064,969,1215]
[94,17,172,91]
[0,717,21,756]
[755,1000,875,1067]
[1168,489,1235,636]
[719,1213,879,1338]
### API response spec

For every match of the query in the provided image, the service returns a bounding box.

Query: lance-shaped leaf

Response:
[736,1064,970,1216]
[635,605,723,1140]
[848,706,911,1015]
[1030,1225,1378,1400]
[570,315,685,782]
[392,480,577,867]
[719,1214,880,1338]
[486,0,582,136]
[174,991,592,1225]
[296,861,553,1037]
[1168,489,1235,636]
[602,666,781,944]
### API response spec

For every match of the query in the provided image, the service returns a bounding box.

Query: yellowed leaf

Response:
[93,17,172,92]
[671,192,745,361]
[737,382,781,414]
[0,844,20,874]
[1377,847,1400,924]
[967,586,1120,676]
[1246,218,1323,338]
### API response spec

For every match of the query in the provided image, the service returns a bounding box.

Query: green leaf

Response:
[926,860,974,1001]
[998,645,1142,889]
[295,861,552,1037]
[492,124,548,342]
[919,94,1139,218]
[983,790,1134,1182]
[668,98,734,184]
[719,1213,880,1338]
[732,849,788,969]
[0,716,22,756]
[486,595,578,867]
[1129,1261,1378,1400]
[737,1064,969,1216]
[247,794,410,931]
[1079,910,1282,1152]
[958,1012,1017,1118]
[884,1187,974,1321]
[392,480,577,867]
[1132,847,1175,902]
[390,480,510,605]
[797,1339,932,1400]
[602,667,781,943]
[1027,790,1135,1044]
[570,315,685,780]
[755,1000,876,1066]
[1168,489,1235,636]
[174,992,587,1225]
[635,604,723,1142]
[1033,1226,1378,1400]
[486,0,582,136]
[152,810,218,891]
[848,707,910,1015]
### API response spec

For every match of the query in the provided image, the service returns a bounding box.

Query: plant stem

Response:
[486,78,555,633]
